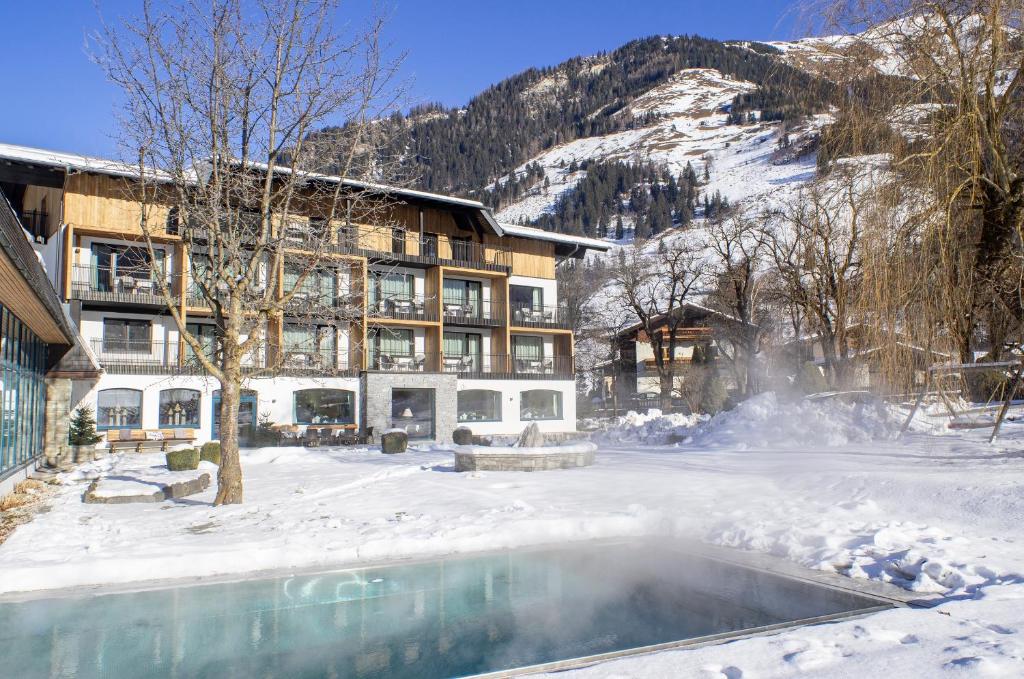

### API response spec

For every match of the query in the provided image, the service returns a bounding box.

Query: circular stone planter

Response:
[454,442,596,472]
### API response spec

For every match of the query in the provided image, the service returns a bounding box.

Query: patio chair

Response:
[303,427,323,447]
[378,353,396,371]
[541,358,554,374]
[457,355,475,372]
[413,353,426,371]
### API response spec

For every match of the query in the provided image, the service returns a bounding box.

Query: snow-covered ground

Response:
[2,394,1023,676]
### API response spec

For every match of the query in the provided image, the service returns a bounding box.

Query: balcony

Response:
[441,354,574,379]
[290,225,513,272]
[509,304,572,330]
[284,288,363,319]
[442,298,505,328]
[366,294,439,322]
[278,349,358,377]
[368,351,442,372]
[89,339,265,376]
[71,265,177,307]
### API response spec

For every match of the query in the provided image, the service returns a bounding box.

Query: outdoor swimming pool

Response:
[0,541,893,678]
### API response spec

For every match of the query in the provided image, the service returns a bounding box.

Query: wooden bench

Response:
[106,428,198,452]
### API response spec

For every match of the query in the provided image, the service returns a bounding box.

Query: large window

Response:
[185,323,217,363]
[294,389,354,425]
[443,278,482,314]
[370,271,414,307]
[0,304,48,477]
[102,319,151,352]
[444,332,482,371]
[159,389,201,428]
[458,390,501,422]
[370,328,414,358]
[91,243,166,291]
[283,324,337,369]
[391,388,434,438]
[97,388,143,430]
[284,264,339,305]
[510,285,543,311]
[520,390,562,421]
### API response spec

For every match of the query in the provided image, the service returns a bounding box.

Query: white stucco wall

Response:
[509,274,558,306]
[455,379,577,436]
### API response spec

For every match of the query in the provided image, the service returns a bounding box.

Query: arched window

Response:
[159,389,201,427]
[458,390,501,422]
[97,388,142,429]
[294,389,354,425]
[520,390,562,421]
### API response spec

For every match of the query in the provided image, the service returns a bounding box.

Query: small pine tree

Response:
[69,406,102,446]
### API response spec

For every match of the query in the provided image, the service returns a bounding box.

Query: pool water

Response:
[0,542,889,678]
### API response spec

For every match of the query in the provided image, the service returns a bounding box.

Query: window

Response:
[510,285,543,311]
[451,237,472,261]
[102,319,151,352]
[444,332,482,371]
[283,324,337,368]
[512,335,544,360]
[159,389,201,427]
[443,278,482,315]
[520,390,563,421]
[370,328,414,365]
[392,227,406,254]
[97,389,142,429]
[285,264,338,305]
[294,389,354,425]
[370,271,414,306]
[91,244,166,292]
[421,232,438,257]
[458,390,501,422]
[391,388,434,438]
[185,323,217,362]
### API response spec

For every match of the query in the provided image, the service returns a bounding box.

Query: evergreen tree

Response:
[69,406,102,446]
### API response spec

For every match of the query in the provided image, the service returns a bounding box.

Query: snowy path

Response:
[1,410,1023,675]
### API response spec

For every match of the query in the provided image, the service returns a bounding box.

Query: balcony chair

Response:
[457,355,475,372]
[413,354,426,371]
[378,354,396,371]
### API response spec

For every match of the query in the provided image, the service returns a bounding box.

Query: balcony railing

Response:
[71,265,177,306]
[366,294,439,322]
[441,354,574,379]
[89,339,265,375]
[368,351,442,372]
[289,225,513,272]
[509,304,572,330]
[441,298,506,327]
[277,348,357,376]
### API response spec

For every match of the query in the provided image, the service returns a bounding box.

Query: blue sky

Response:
[0,1,799,158]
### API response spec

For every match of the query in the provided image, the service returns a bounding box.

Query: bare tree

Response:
[95,0,404,504]
[811,0,1024,368]
[703,207,773,396]
[765,168,867,389]
[609,235,707,411]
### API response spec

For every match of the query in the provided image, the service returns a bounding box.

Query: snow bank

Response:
[598,392,899,448]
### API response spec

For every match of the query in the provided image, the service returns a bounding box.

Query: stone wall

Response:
[361,372,458,444]
[43,377,72,468]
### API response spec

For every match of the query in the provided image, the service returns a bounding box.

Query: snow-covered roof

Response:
[0,141,166,181]
[498,223,611,251]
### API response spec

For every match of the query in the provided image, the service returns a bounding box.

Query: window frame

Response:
[102,318,152,353]
[96,388,143,430]
[293,388,355,425]
[159,388,201,428]
[457,389,502,423]
[519,389,563,421]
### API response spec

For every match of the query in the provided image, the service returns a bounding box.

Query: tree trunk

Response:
[659,368,674,413]
[214,368,244,505]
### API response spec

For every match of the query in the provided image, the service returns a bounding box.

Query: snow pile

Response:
[598,392,899,448]
[596,409,706,444]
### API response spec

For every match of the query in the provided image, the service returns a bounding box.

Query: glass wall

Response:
[0,304,48,478]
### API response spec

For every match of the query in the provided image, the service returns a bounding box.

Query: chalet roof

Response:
[498,223,612,252]
[616,303,749,340]
[0,141,171,184]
